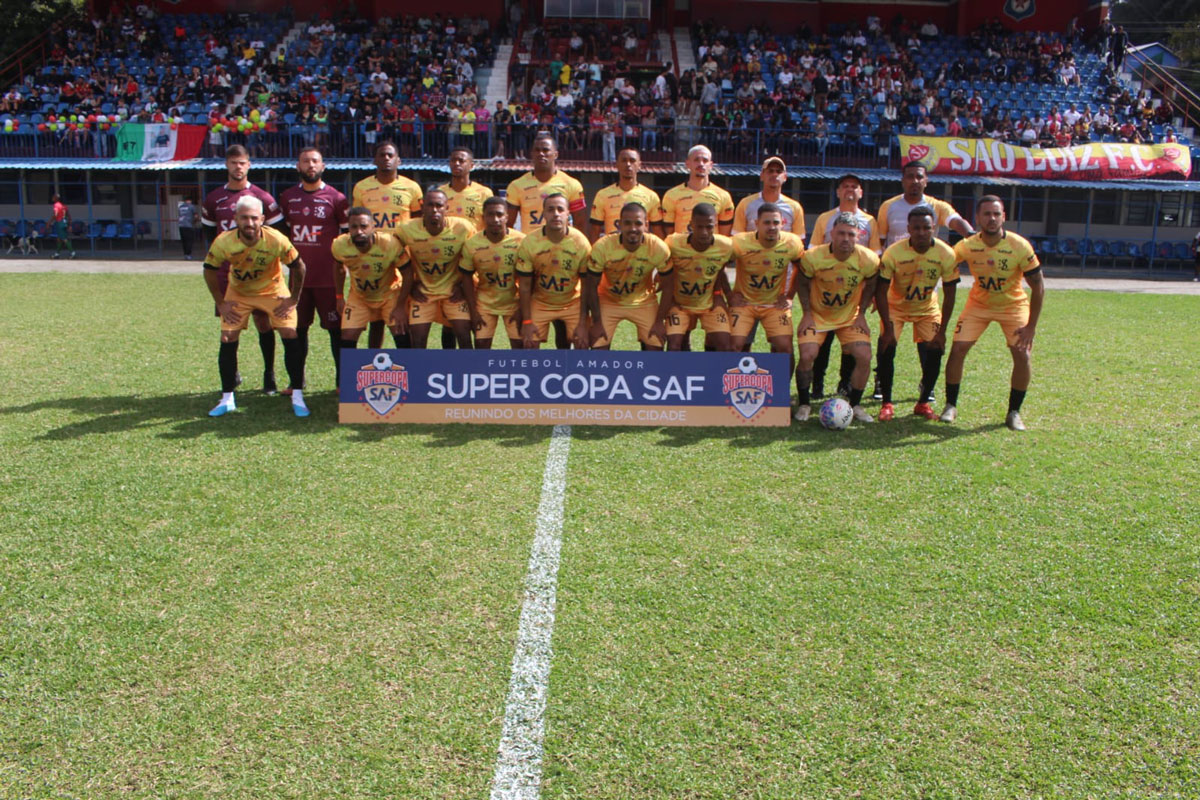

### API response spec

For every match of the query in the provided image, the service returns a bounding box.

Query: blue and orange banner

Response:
[899,135,1191,180]
[339,350,792,426]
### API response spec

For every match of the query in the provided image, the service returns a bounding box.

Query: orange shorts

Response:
[592,297,662,348]
[952,302,1029,346]
[477,307,521,341]
[730,304,793,339]
[888,311,942,343]
[344,292,401,329]
[528,298,582,344]
[797,321,871,348]
[220,288,297,332]
[666,304,730,336]
[409,294,471,326]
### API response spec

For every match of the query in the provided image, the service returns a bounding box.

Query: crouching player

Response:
[664,203,734,351]
[333,208,407,360]
[460,196,526,348]
[203,195,309,417]
[794,212,880,423]
[584,202,673,350]
[873,206,960,420]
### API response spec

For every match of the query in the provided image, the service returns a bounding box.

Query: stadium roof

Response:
[1,158,1196,192]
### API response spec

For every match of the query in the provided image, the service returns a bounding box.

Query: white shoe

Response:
[851,404,874,423]
[793,404,811,422]
[940,404,958,423]
[1005,410,1026,431]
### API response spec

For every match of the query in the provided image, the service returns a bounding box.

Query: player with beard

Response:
[459,196,526,349]
[436,146,495,350]
[664,203,734,352]
[333,208,407,351]
[583,203,673,350]
[515,193,593,350]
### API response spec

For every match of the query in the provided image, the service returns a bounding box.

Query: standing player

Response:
[459,196,525,349]
[352,141,423,348]
[732,157,805,238]
[515,193,593,349]
[394,190,477,349]
[583,203,673,350]
[873,206,960,420]
[333,207,407,350]
[665,203,733,352]
[439,146,494,231]
[50,194,75,259]
[202,196,309,418]
[876,161,973,249]
[660,144,735,236]
[728,203,805,363]
[202,144,284,394]
[588,147,663,242]
[794,213,880,424]
[279,147,349,389]
[941,196,1044,431]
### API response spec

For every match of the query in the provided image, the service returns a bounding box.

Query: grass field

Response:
[1,273,1198,799]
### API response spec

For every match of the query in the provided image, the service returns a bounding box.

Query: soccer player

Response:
[873,206,960,421]
[333,207,406,350]
[583,203,673,350]
[588,147,663,242]
[661,144,735,236]
[729,203,805,363]
[203,195,309,418]
[202,144,284,394]
[394,189,477,349]
[279,147,349,388]
[459,196,526,349]
[439,146,494,232]
[665,203,733,352]
[50,194,75,259]
[794,213,880,424]
[732,156,805,238]
[876,161,973,249]
[941,195,1044,431]
[352,141,423,348]
[515,193,592,350]
[506,134,587,348]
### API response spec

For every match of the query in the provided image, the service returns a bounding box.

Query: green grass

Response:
[1,274,1198,798]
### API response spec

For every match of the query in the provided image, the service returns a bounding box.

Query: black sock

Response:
[877,344,896,403]
[328,327,342,383]
[848,387,864,407]
[839,352,855,387]
[681,336,692,351]
[296,325,310,358]
[281,336,305,391]
[946,382,960,407]
[258,331,276,374]
[812,334,833,390]
[392,332,406,348]
[219,340,239,393]
[797,382,810,406]
[1009,388,1026,413]
[919,344,943,401]
[441,326,457,349]
[553,319,568,349]
[368,320,385,348]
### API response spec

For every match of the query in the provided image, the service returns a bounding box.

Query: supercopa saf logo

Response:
[357,352,409,416]
[722,356,773,420]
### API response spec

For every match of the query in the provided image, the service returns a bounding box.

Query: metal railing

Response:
[1127,47,1200,133]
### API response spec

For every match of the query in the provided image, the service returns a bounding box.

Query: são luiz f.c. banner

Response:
[339,350,791,426]
[899,135,1191,180]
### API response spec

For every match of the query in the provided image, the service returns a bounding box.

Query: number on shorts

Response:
[668,313,681,326]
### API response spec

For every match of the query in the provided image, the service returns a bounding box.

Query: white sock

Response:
[291,390,306,406]
[222,392,235,406]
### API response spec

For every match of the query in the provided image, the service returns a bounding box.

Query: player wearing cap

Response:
[661,145,735,236]
[874,206,960,420]
[514,193,593,349]
[583,202,673,350]
[203,195,309,418]
[459,196,526,349]
[333,208,407,350]
[941,195,1044,431]
[588,148,663,242]
[729,203,805,363]
[794,212,880,424]
[665,203,733,352]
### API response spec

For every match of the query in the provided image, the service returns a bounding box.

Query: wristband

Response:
[522,319,533,325]
[336,293,344,299]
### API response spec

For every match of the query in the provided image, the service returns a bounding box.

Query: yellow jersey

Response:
[396,216,476,297]
[204,227,298,297]
[460,229,526,314]
[505,170,587,231]
[588,183,663,236]
[514,226,592,308]
[351,174,424,231]
[586,233,672,307]
[667,232,733,311]
[809,208,881,251]
[953,231,1040,311]
[438,181,495,231]
[731,193,806,240]
[799,244,881,329]
[660,182,735,232]
[731,231,805,306]
[879,238,960,318]
[331,231,404,302]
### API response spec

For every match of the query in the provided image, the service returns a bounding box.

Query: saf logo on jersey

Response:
[356,351,409,416]
[722,356,774,420]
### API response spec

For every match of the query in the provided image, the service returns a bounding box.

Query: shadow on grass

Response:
[649,414,988,451]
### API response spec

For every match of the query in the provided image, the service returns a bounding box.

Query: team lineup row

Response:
[199,136,1044,429]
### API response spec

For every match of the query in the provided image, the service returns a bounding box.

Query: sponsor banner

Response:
[900,135,1191,180]
[340,350,792,426]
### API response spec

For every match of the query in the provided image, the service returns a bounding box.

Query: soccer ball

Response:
[819,397,853,430]
[372,352,393,370]
[737,356,758,374]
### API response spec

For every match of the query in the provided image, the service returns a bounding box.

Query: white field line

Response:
[490,424,573,800]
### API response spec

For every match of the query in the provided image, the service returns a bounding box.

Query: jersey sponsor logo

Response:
[748,273,780,290]
[483,272,512,287]
[233,267,265,282]
[822,290,853,307]
[539,273,574,292]
[372,211,404,228]
[357,352,409,416]
[722,356,774,420]
[978,276,1007,291]
[679,279,712,297]
[291,224,324,243]
[905,285,934,302]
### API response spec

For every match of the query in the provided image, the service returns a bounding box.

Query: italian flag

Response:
[113,123,207,162]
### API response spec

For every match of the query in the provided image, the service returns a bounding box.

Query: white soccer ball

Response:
[737,356,758,374]
[372,352,393,370]
[819,397,853,430]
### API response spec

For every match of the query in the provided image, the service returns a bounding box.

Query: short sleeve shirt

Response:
[661,182,735,232]
[589,183,663,236]
[879,238,960,318]
[667,232,734,311]
[799,244,881,329]
[396,216,476,296]
[810,208,881,251]
[731,231,805,305]
[732,193,806,240]
[953,231,1040,312]
[203,227,298,297]
[438,181,496,231]
[505,170,587,231]
[514,226,592,308]
[586,233,672,307]
[279,183,349,288]
[352,174,424,231]
[876,194,962,248]
[460,228,526,314]
[331,231,404,302]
